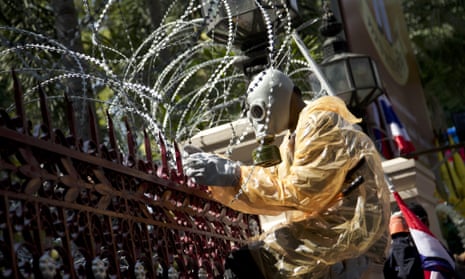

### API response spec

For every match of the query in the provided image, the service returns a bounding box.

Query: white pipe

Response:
[291,31,335,97]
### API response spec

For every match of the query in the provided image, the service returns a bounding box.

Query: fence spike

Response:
[106,111,118,150]
[157,131,169,179]
[143,130,154,173]
[88,104,99,147]
[11,69,27,134]
[173,141,185,182]
[64,93,78,146]
[38,85,54,142]
[105,110,120,163]
[124,117,136,158]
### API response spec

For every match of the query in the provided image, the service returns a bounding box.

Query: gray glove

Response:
[183,148,241,187]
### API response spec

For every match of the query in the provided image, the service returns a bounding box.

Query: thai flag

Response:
[378,95,416,156]
[391,191,456,278]
[368,102,393,159]
[373,126,393,159]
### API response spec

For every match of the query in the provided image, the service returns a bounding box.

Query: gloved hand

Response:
[183,147,241,187]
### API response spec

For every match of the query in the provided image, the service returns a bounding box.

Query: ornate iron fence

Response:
[0,72,260,278]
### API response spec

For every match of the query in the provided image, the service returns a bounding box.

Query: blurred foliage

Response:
[402,0,465,128]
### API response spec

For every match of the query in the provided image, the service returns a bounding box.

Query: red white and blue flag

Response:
[390,189,456,278]
[378,95,416,156]
[368,102,393,159]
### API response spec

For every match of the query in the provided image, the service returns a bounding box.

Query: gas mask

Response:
[246,69,294,167]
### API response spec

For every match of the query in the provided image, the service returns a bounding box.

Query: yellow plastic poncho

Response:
[209,96,390,278]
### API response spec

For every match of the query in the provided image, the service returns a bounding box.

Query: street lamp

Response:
[201,0,298,46]
[315,5,383,116]
[200,0,298,78]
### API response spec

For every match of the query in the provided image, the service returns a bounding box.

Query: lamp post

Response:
[315,5,384,117]
[201,0,298,78]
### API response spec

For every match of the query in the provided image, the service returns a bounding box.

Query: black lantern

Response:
[320,52,383,110]
[315,5,383,115]
[202,1,267,48]
[201,0,298,48]
[200,0,298,77]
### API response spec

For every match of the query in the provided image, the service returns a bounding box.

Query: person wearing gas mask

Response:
[184,68,390,278]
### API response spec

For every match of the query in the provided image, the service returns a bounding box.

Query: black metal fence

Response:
[0,72,260,278]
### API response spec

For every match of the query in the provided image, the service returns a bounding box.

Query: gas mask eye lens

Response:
[250,104,265,120]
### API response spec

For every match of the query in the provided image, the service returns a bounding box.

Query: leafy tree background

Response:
[402,0,465,133]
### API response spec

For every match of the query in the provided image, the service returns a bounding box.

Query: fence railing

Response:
[0,72,260,278]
